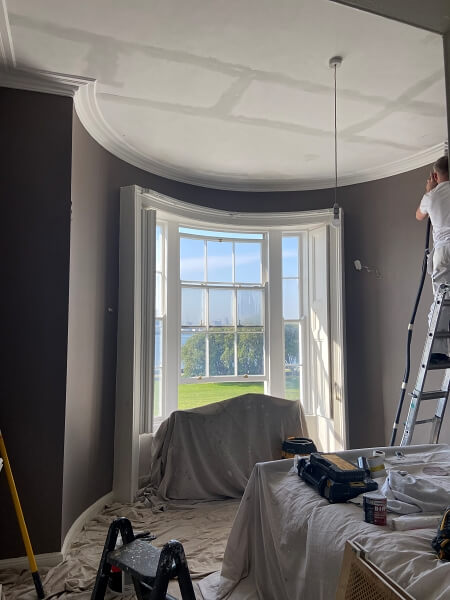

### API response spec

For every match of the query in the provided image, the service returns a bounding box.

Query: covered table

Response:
[199,444,450,600]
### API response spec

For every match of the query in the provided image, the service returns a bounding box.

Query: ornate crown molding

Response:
[76,81,446,191]
[0,66,93,97]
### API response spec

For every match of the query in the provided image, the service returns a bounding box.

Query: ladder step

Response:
[427,362,450,370]
[415,419,435,425]
[108,539,165,583]
[433,331,450,338]
[416,390,449,401]
[442,300,450,306]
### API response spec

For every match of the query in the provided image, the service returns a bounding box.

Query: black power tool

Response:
[297,452,378,503]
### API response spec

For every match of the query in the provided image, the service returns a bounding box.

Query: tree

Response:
[181,331,264,377]
[181,333,206,377]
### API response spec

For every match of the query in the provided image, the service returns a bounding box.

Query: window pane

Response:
[207,241,233,282]
[182,288,205,326]
[181,331,206,377]
[209,332,235,376]
[156,225,162,272]
[178,381,264,409]
[282,236,299,278]
[154,319,163,418]
[180,227,263,240]
[209,289,233,327]
[237,332,264,375]
[154,368,162,418]
[237,289,263,326]
[235,242,262,284]
[284,323,302,402]
[283,279,299,320]
[180,237,204,281]
[155,319,162,367]
[285,366,301,401]
[284,323,299,366]
[155,272,162,318]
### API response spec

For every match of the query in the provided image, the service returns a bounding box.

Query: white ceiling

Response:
[2,0,447,190]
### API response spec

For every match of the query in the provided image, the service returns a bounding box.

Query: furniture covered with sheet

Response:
[199,444,450,600]
[141,393,307,503]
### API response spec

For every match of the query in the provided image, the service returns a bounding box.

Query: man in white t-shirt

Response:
[416,155,450,363]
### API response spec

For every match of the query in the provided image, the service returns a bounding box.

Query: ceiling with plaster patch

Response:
[1,0,448,190]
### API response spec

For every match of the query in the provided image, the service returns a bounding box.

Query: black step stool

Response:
[91,517,196,600]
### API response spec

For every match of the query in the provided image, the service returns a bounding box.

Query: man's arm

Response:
[416,171,436,220]
[416,206,428,221]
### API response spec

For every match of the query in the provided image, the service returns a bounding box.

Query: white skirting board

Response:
[0,491,113,569]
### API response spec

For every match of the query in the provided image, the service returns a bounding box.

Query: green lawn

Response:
[178,382,265,410]
[154,376,300,415]
[285,374,301,400]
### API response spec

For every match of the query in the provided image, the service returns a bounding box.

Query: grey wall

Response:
[330,0,450,34]
[338,171,438,447]
[0,87,72,559]
[67,111,439,477]
[1,87,443,561]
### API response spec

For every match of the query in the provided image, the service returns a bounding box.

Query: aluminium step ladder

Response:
[401,283,450,445]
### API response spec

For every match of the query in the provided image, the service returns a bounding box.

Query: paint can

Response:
[363,492,387,526]
[367,450,386,478]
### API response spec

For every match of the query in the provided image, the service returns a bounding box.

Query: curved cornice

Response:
[75,82,448,191]
[0,68,446,191]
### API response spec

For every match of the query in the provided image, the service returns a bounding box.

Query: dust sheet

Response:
[199,444,450,600]
[140,394,305,505]
[1,500,239,600]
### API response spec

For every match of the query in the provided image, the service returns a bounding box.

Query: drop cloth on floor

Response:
[1,499,239,600]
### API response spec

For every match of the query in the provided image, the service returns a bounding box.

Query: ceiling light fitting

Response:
[329,56,343,220]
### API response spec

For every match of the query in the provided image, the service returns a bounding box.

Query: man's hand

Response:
[426,171,437,193]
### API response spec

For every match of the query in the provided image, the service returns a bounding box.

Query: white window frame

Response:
[178,230,267,384]
[114,185,347,502]
[281,232,309,411]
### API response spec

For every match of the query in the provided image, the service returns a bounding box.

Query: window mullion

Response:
[205,288,210,378]
[267,230,284,398]
[234,289,238,375]
[165,221,180,416]
[301,232,311,413]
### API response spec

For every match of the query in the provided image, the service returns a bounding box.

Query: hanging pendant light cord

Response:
[333,63,338,214]
[329,56,342,219]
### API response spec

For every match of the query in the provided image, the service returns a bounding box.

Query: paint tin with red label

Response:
[363,492,387,526]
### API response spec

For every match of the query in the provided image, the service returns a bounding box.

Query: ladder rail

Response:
[429,378,450,444]
[400,284,450,446]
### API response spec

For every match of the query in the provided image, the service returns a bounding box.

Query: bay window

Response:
[114,186,346,501]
